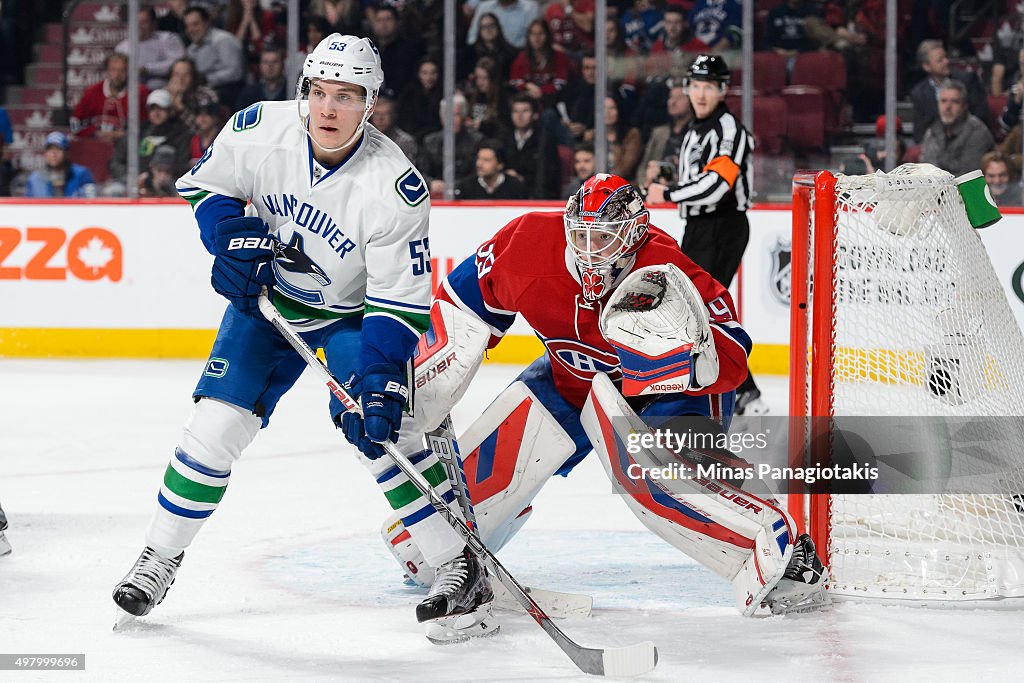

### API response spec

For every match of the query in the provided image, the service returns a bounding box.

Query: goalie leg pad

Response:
[410,300,491,433]
[147,398,261,558]
[582,373,795,616]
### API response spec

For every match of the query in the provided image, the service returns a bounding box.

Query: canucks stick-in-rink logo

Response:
[273,233,332,305]
[769,237,791,305]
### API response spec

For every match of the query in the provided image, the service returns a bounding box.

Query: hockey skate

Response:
[0,507,10,556]
[735,388,769,416]
[112,547,184,627]
[417,546,498,644]
[763,534,831,615]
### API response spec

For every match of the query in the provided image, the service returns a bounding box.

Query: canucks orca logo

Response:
[276,233,330,285]
[273,233,331,305]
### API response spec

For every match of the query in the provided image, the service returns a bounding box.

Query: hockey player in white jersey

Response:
[112,34,494,637]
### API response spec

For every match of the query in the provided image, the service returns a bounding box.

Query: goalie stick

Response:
[426,417,593,619]
[258,291,657,677]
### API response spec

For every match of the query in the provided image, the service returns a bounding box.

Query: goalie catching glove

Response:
[211,216,278,316]
[601,264,719,395]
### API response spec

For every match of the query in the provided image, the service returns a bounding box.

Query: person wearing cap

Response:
[109,88,192,194]
[24,132,97,198]
[139,145,180,198]
[646,54,766,416]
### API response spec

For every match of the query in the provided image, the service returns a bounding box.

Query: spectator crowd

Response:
[2,0,1024,204]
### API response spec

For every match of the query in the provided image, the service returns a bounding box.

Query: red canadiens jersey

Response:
[437,211,752,408]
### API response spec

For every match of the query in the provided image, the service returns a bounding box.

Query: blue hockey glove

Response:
[211,216,277,316]
[340,363,408,459]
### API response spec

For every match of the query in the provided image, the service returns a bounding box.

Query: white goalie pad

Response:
[382,381,575,586]
[600,264,719,395]
[410,300,491,432]
[581,373,795,616]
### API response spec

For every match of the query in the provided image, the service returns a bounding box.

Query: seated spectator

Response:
[920,79,994,178]
[561,142,594,196]
[139,145,181,198]
[465,56,511,139]
[766,0,817,56]
[109,89,193,195]
[184,5,245,106]
[545,0,595,59]
[558,51,596,142]
[467,0,542,50]
[189,100,222,167]
[417,93,483,197]
[234,47,288,111]
[399,57,444,141]
[689,0,741,50]
[638,159,677,197]
[224,0,285,75]
[647,6,706,79]
[313,0,366,35]
[603,18,638,99]
[469,12,520,81]
[0,135,12,197]
[116,7,186,90]
[372,4,425,99]
[25,132,97,198]
[981,150,1023,206]
[861,114,907,172]
[166,57,219,130]
[621,0,663,54]
[370,96,418,163]
[998,49,1024,137]
[585,95,642,181]
[456,139,528,199]
[500,94,559,198]
[71,53,149,141]
[509,19,571,108]
[157,0,189,36]
[990,4,1024,97]
[910,40,991,144]
[635,83,691,186]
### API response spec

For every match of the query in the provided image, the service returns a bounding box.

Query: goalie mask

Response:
[564,174,650,301]
[296,33,384,153]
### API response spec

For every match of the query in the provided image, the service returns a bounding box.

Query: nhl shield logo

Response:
[770,238,792,305]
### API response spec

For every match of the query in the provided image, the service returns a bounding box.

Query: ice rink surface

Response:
[2,359,1023,682]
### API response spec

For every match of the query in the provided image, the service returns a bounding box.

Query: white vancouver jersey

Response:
[176,100,432,333]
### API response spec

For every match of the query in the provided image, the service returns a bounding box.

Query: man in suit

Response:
[909,40,991,143]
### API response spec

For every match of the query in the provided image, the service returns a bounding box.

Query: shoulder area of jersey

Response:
[358,125,431,209]
[223,100,296,140]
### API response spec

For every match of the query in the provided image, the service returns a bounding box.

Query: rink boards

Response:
[1,199,1023,375]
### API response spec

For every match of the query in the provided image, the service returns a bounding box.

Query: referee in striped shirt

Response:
[647,54,766,415]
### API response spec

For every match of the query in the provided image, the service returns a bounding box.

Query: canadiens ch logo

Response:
[544,338,620,381]
[769,237,791,305]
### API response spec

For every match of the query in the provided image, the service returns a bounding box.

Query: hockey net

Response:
[788,164,1024,605]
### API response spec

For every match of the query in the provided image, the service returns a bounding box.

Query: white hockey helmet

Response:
[298,33,384,100]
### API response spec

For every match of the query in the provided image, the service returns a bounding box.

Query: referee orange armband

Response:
[703,155,740,188]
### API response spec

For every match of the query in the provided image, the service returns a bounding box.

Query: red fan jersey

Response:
[437,211,751,408]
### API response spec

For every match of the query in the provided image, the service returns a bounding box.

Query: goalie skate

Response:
[417,545,496,642]
[763,534,831,615]
[112,547,184,626]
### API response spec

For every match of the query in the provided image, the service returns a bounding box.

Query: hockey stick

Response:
[426,417,594,619]
[258,292,657,677]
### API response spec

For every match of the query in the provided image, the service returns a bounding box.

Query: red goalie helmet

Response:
[564,174,650,269]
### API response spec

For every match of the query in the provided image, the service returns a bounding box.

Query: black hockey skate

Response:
[416,546,498,644]
[764,533,831,615]
[0,506,10,557]
[112,547,184,626]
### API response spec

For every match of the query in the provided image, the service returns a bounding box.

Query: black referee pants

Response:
[679,210,758,395]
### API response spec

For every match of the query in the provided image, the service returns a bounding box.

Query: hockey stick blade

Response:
[490,579,593,619]
[257,292,658,677]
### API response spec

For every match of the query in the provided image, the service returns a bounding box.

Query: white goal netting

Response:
[809,164,1024,604]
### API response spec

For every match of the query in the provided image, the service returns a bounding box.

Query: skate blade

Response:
[113,608,138,631]
[425,606,500,645]
[0,533,11,556]
[767,585,833,616]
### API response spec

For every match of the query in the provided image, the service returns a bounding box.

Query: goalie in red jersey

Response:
[389,174,828,622]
